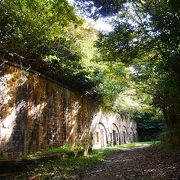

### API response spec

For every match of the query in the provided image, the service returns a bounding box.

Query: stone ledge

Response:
[0,150,85,176]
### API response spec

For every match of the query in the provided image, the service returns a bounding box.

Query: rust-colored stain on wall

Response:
[0,63,94,159]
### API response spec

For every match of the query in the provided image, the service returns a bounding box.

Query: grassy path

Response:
[13,142,180,179]
[83,146,180,180]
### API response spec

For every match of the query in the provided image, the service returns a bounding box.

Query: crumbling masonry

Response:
[0,60,138,159]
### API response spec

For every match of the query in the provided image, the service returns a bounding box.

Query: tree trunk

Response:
[161,95,180,147]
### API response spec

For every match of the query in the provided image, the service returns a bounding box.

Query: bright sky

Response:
[89,18,113,32]
[68,0,74,5]
[67,0,113,32]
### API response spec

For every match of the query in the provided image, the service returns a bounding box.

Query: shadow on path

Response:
[83,146,180,180]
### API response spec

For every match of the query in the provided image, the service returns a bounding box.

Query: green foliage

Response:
[95,62,130,108]
[113,88,140,113]
[160,129,180,147]
[1,0,178,146]
[116,141,160,148]
[156,138,180,155]
[96,23,138,64]
[0,0,135,102]
[75,0,127,17]
[16,142,157,179]
[133,109,164,141]
[27,144,83,159]
[0,0,81,58]
[78,0,180,146]
[0,1,99,94]
[17,147,115,179]
[43,144,83,154]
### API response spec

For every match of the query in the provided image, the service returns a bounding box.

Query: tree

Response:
[0,0,81,58]
[0,0,94,93]
[75,0,180,146]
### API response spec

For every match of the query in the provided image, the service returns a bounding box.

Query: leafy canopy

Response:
[75,0,180,145]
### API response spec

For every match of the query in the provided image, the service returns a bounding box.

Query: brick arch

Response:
[94,122,108,147]
[128,128,134,142]
[112,123,120,145]
[121,125,128,144]
[99,122,108,142]
[130,128,136,142]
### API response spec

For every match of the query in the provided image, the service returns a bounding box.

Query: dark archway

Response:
[97,122,108,147]
[94,122,108,147]
[112,123,120,145]
[122,126,128,144]
[129,128,135,142]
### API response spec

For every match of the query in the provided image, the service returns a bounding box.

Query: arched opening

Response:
[94,122,108,148]
[123,131,126,144]
[130,128,135,142]
[112,123,120,145]
[121,126,128,144]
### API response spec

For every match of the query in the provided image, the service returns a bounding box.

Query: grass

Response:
[26,144,83,159]
[153,142,180,155]
[15,141,158,179]
[116,141,160,149]
[16,148,113,179]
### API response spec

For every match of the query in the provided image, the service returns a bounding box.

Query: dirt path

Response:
[82,147,180,180]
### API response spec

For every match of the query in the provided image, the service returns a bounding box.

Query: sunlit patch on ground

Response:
[9,141,179,179]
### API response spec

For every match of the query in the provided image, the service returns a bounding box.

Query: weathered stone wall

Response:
[0,61,138,159]
[91,109,138,149]
[0,62,94,159]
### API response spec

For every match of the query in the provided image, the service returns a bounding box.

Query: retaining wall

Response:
[0,61,138,159]
[0,62,94,159]
[91,110,138,148]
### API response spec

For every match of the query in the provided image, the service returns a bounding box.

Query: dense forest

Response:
[0,0,179,147]
[74,0,180,146]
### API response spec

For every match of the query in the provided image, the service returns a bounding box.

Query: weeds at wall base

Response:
[13,141,158,179]
[1,141,169,179]
[153,142,180,155]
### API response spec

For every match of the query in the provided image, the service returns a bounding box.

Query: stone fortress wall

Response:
[91,110,138,148]
[0,61,138,159]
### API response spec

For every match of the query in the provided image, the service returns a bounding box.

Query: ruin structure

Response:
[0,59,138,159]
[91,110,138,148]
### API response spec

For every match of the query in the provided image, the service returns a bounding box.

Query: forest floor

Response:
[6,143,180,179]
[82,146,180,180]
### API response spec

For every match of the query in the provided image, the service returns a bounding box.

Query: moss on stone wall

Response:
[0,62,95,159]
